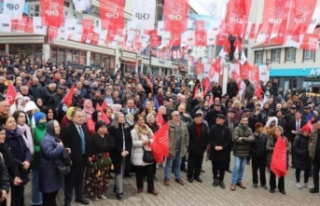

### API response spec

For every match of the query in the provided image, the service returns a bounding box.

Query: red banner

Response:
[150,123,169,163]
[62,86,75,107]
[163,0,188,34]
[225,0,252,34]
[287,0,317,35]
[25,18,34,33]
[156,111,164,128]
[100,0,125,31]
[262,0,290,24]
[40,0,64,27]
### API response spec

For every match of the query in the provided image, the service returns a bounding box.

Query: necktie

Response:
[296,121,300,132]
[129,109,132,114]
[229,121,234,131]
[78,126,86,154]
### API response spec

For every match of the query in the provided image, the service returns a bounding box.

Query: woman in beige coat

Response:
[130,115,158,196]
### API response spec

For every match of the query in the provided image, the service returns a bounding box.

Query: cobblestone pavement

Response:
[25,157,320,206]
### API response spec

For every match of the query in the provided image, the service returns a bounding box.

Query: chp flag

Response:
[132,0,156,31]
[2,0,25,19]
[40,0,64,27]
[150,123,169,163]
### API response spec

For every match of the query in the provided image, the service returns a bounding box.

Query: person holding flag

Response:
[267,126,290,195]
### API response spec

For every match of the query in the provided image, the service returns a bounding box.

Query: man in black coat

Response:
[211,82,222,100]
[187,110,209,183]
[225,109,239,173]
[208,114,232,188]
[60,108,90,206]
[227,79,238,99]
[0,156,9,202]
[250,122,268,189]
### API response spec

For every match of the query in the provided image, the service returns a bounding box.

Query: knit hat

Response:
[34,112,46,124]
[95,120,108,132]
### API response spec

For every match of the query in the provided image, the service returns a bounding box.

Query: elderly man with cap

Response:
[208,114,232,188]
[205,103,224,128]
[187,110,209,183]
[230,115,254,191]
[285,104,297,124]
[302,105,316,122]
[49,85,66,109]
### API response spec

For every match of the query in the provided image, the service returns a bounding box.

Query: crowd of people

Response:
[0,54,320,206]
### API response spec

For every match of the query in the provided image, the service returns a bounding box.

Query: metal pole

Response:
[148,0,158,74]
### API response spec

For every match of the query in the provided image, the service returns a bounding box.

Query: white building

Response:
[247,0,320,92]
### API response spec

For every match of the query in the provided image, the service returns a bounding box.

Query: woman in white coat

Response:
[130,115,158,196]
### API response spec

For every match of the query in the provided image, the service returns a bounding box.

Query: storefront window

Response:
[10,44,42,60]
[57,48,65,65]
[0,45,5,55]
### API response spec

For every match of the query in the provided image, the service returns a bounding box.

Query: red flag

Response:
[287,0,317,35]
[87,118,95,135]
[6,81,17,106]
[270,137,287,177]
[100,0,125,31]
[150,123,169,163]
[163,0,189,34]
[240,62,251,79]
[225,0,252,34]
[62,86,75,107]
[40,0,64,27]
[96,103,110,125]
[48,26,59,39]
[25,17,34,33]
[195,31,207,46]
[101,100,108,111]
[203,78,211,95]
[156,111,164,128]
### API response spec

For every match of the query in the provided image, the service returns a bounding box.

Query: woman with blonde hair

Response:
[266,126,289,195]
[232,100,243,122]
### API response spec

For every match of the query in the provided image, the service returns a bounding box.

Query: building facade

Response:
[0,0,204,76]
[247,0,320,91]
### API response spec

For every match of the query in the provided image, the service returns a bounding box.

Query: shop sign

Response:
[309,68,320,76]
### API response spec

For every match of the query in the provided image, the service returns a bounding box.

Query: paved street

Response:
[25,158,320,206]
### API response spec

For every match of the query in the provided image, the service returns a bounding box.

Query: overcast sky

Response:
[189,0,227,18]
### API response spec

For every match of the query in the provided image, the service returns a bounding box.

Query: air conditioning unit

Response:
[30,6,35,12]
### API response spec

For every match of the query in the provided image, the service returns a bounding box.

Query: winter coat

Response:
[5,130,32,185]
[292,134,311,170]
[209,124,232,162]
[0,156,10,197]
[0,144,19,183]
[205,109,224,128]
[266,135,290,168]
[109,124,133,174]
[250,133,268,158]
[39,134,65,193]
[227,81,238,98]
[188,122,209,156]
[309,129,320,160]
[29,84,42,100]
[32,122,47,169]
[130,129,153,166]
[168,120,189,158]
[232,124,254,157]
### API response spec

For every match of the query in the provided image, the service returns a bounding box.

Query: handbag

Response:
[143,147,154,163]
[54,149,72,177]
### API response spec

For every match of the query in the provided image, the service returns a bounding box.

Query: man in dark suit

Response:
[187,110,209,183]
[60,108,90,206]
[225,109,239,173]
[289,111,306,143]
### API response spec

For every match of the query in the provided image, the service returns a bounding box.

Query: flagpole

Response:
[149,0,159,75]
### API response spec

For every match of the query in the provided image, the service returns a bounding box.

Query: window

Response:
[303,50,315,61]
[64,1,70,7]
[285,47,296,62]
[271,49,281,63]
[254,51,263,64]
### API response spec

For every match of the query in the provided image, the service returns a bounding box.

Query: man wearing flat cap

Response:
[208,113,232,188]
[187,110,209,183]
[205,103,224,128]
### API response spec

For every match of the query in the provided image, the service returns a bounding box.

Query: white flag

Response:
[0,15,12,32]
[33,17,47,35]
[240,50,247,65]
[132,0,156,30]
[140,34,150,50]
[233,44,239,61]
[3,0,25,19]
[73,0,86,13]
[64,19,78,40]
[218,47,228,60]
